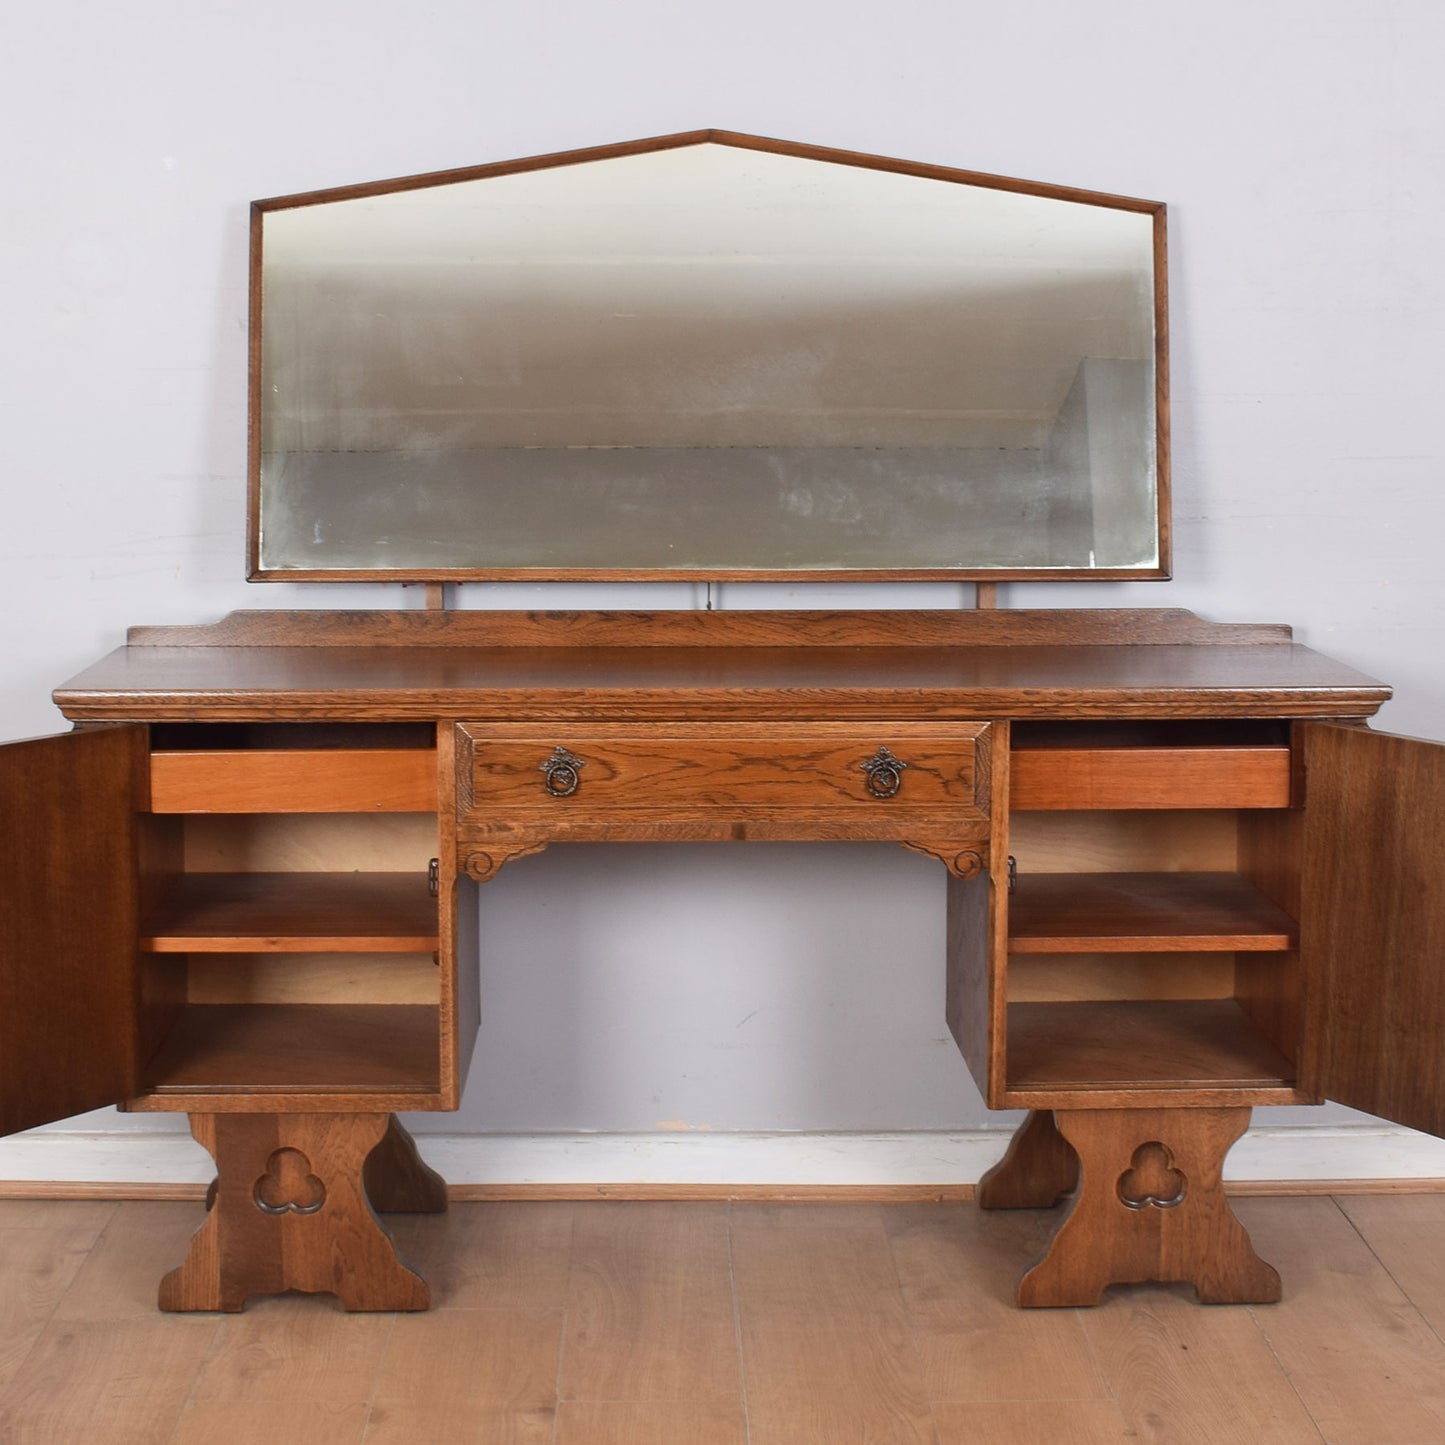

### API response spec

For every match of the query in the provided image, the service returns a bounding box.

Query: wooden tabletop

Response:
[52,609,1390,723]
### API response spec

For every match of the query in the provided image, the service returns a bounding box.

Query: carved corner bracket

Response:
[462,841,550,882]
[899,841,986,879]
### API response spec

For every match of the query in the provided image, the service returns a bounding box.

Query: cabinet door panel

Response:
[1303,723,1445,1134]
[0,727,142,1134]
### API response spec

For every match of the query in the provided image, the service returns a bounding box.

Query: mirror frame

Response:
[247,129,1169,584]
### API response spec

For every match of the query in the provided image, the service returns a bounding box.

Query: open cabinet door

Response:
[1302,723,1445,1135]
[0,726,143,1134]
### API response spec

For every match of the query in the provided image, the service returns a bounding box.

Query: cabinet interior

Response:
[998,720,1305,1106]
[133,725,444,1106]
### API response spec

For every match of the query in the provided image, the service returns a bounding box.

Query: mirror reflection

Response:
[254,134,1165,579]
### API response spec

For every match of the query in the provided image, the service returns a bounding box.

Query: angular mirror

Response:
[250,130,1168,581]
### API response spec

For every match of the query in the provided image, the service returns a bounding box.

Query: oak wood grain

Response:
[1301,724,1445,1130]
[1011,745,1291,810]
[945,869,994,1103]
[141,873,438,952]
[150,748,436,813]
[159,1112,429,1312]
[184,954,439,1006]
[1010,809,1239,874]
[1008,872,1297,953]
[940,717,1008,1102]
[1008,952,1234,1003]
[362,1116,448,1215]
[456,720,989,828]
[1006,999,1298,1101]
[142,1004,440,1097]
[181,812,436,873]
[976,1110,1079,1210]
[53,611,1390,723]
[1236,808,1306,1073]
[1017,1107,1279,1307]
[0,726,142,1133]
[124,607,1289,649]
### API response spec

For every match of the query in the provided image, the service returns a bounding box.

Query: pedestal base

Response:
[160,1112,440,1312]
[363,1114,449,1214]
[984,1107,1281,1308]
[978,1109,1080,1210]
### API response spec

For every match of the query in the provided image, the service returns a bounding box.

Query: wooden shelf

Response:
[1008,872,1297,953]
[141,873,439,952]
[1007,999,1296,1092]
[143,1004,440,1095]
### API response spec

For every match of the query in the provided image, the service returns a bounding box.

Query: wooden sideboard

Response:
[8,604,1443,1312]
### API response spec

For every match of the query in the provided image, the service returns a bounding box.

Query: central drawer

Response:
[454,721,992,842]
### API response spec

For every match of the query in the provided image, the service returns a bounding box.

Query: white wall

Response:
[4,1,1444,1182]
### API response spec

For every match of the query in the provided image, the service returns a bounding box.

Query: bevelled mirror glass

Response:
[249,131,1168,582]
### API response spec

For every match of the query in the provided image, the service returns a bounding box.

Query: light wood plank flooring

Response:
[3,1195,1445,1442]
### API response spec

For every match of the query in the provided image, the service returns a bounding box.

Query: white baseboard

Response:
[3,1123,1445,1191]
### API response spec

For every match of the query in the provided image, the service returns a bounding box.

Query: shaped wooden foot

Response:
[978,1110,1079,1210]
[1016,1107,1280,1308]
[160,1112,431,1312]
[363,1115,448,1214]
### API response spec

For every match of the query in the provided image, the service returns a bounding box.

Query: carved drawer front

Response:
[455,722,991,842]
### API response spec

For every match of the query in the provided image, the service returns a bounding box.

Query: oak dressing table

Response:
[3,134,1437,1312]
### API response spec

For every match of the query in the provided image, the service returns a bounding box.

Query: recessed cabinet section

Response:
[993,721,1306,1107]
[129,725,455,1109]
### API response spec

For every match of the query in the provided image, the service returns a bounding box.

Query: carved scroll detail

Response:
[463,841,550,882]
[899,841,985,879]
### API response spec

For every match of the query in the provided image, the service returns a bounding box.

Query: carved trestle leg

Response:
[159,1112,433,1312]
[978,1110,1079,1210]
[1008,1106,1280,1308]
[363,1114,449,1214]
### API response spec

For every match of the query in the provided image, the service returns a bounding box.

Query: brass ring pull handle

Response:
[861,746,908,798]
[540,746,586,797]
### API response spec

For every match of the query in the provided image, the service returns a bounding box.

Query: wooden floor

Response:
[3,1195,1445,1443]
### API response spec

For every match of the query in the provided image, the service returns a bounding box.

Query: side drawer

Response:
[455,722,991,834]
[1010,746,1292,811]
[149,749,438,813]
